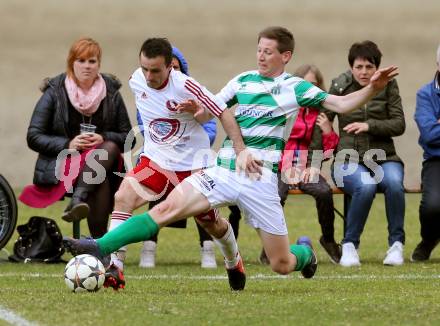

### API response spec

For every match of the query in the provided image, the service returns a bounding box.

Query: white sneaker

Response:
[139,241,157,268]
[111,250,126,271]
[340,242,361,267]
[383,241,404,266]
[200,240,217,269]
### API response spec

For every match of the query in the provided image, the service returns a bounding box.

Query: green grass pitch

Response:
[0,193,439,325]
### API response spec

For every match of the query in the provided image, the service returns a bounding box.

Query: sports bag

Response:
[8,216,65,263]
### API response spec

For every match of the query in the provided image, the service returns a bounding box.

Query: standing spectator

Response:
[135,46,218,269]
[412,44,440,261]
[22,37,132,237]
[327,40,406,267]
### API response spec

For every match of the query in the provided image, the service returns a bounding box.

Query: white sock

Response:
[109,211,132,231]
[212,222,239,269]
[111,252,125,271]
[109,211,132,267]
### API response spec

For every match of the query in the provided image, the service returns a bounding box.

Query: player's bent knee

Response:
[270,258,291,275]
[114,183,142,210]
[114,188,126,205]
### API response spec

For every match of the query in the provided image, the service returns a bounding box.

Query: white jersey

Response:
[129,68,226,171]
[216,70,328,174]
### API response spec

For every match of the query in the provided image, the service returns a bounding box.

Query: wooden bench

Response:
[288,187,421,235]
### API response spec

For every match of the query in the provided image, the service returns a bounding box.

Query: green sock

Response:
[97,212,159,255]
[290,244,313,271]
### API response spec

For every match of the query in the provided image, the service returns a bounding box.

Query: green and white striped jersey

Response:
[216,70,328,173]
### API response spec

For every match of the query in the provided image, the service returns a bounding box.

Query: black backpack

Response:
[9,216,65,263]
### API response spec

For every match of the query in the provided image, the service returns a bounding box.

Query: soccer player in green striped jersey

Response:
[64,27,398,290]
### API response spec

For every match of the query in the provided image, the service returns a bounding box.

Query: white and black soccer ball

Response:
[64,254,105,292]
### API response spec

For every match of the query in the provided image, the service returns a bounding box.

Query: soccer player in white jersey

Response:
[69,38,259,290]
[64,27,398,290]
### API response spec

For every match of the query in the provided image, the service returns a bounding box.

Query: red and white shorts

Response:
[128,156,217,222]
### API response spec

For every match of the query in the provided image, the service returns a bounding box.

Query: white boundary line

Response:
[0,272,440,281]
[0,305,38,326]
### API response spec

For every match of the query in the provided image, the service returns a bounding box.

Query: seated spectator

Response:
[411,44,440,261]
[327,40,406,267]
[21,37,132,238]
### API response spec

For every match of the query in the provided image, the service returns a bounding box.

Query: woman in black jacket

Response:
[25,37,132,237]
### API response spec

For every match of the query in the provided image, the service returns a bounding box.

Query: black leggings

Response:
[74,141,121,238]
[228,205,241,240]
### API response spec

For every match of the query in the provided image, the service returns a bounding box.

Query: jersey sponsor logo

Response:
[239,107,273,118]
[148,118,185,144]
[166,99,179,112]
[141,92,148,99]
[196,170,216,191]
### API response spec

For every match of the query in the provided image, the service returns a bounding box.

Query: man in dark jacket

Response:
[412,44,440,261]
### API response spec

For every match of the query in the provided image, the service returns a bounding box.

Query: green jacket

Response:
[325,70,405,164]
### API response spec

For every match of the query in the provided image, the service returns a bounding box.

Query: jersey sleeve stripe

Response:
[185,80,223,117]
[185,80,223,116]
[185,82,221,116]
[294,80,329,108]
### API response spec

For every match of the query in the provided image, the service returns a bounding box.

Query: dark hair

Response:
[348,40,382,68]
[294,64,326,91]
[258,26,294,54]
[139,38,172,66]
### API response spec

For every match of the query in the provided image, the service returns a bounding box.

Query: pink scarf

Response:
[64,74,107,117]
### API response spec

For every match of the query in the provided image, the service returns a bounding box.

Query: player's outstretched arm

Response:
[323,66,399,114]
[218,109,262,177]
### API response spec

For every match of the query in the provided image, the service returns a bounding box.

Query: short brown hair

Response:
[258,26,294,54]
[294,64,326,91]
[66,37,102,80]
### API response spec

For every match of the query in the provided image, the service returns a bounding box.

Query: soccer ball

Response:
[64,254,105,292]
